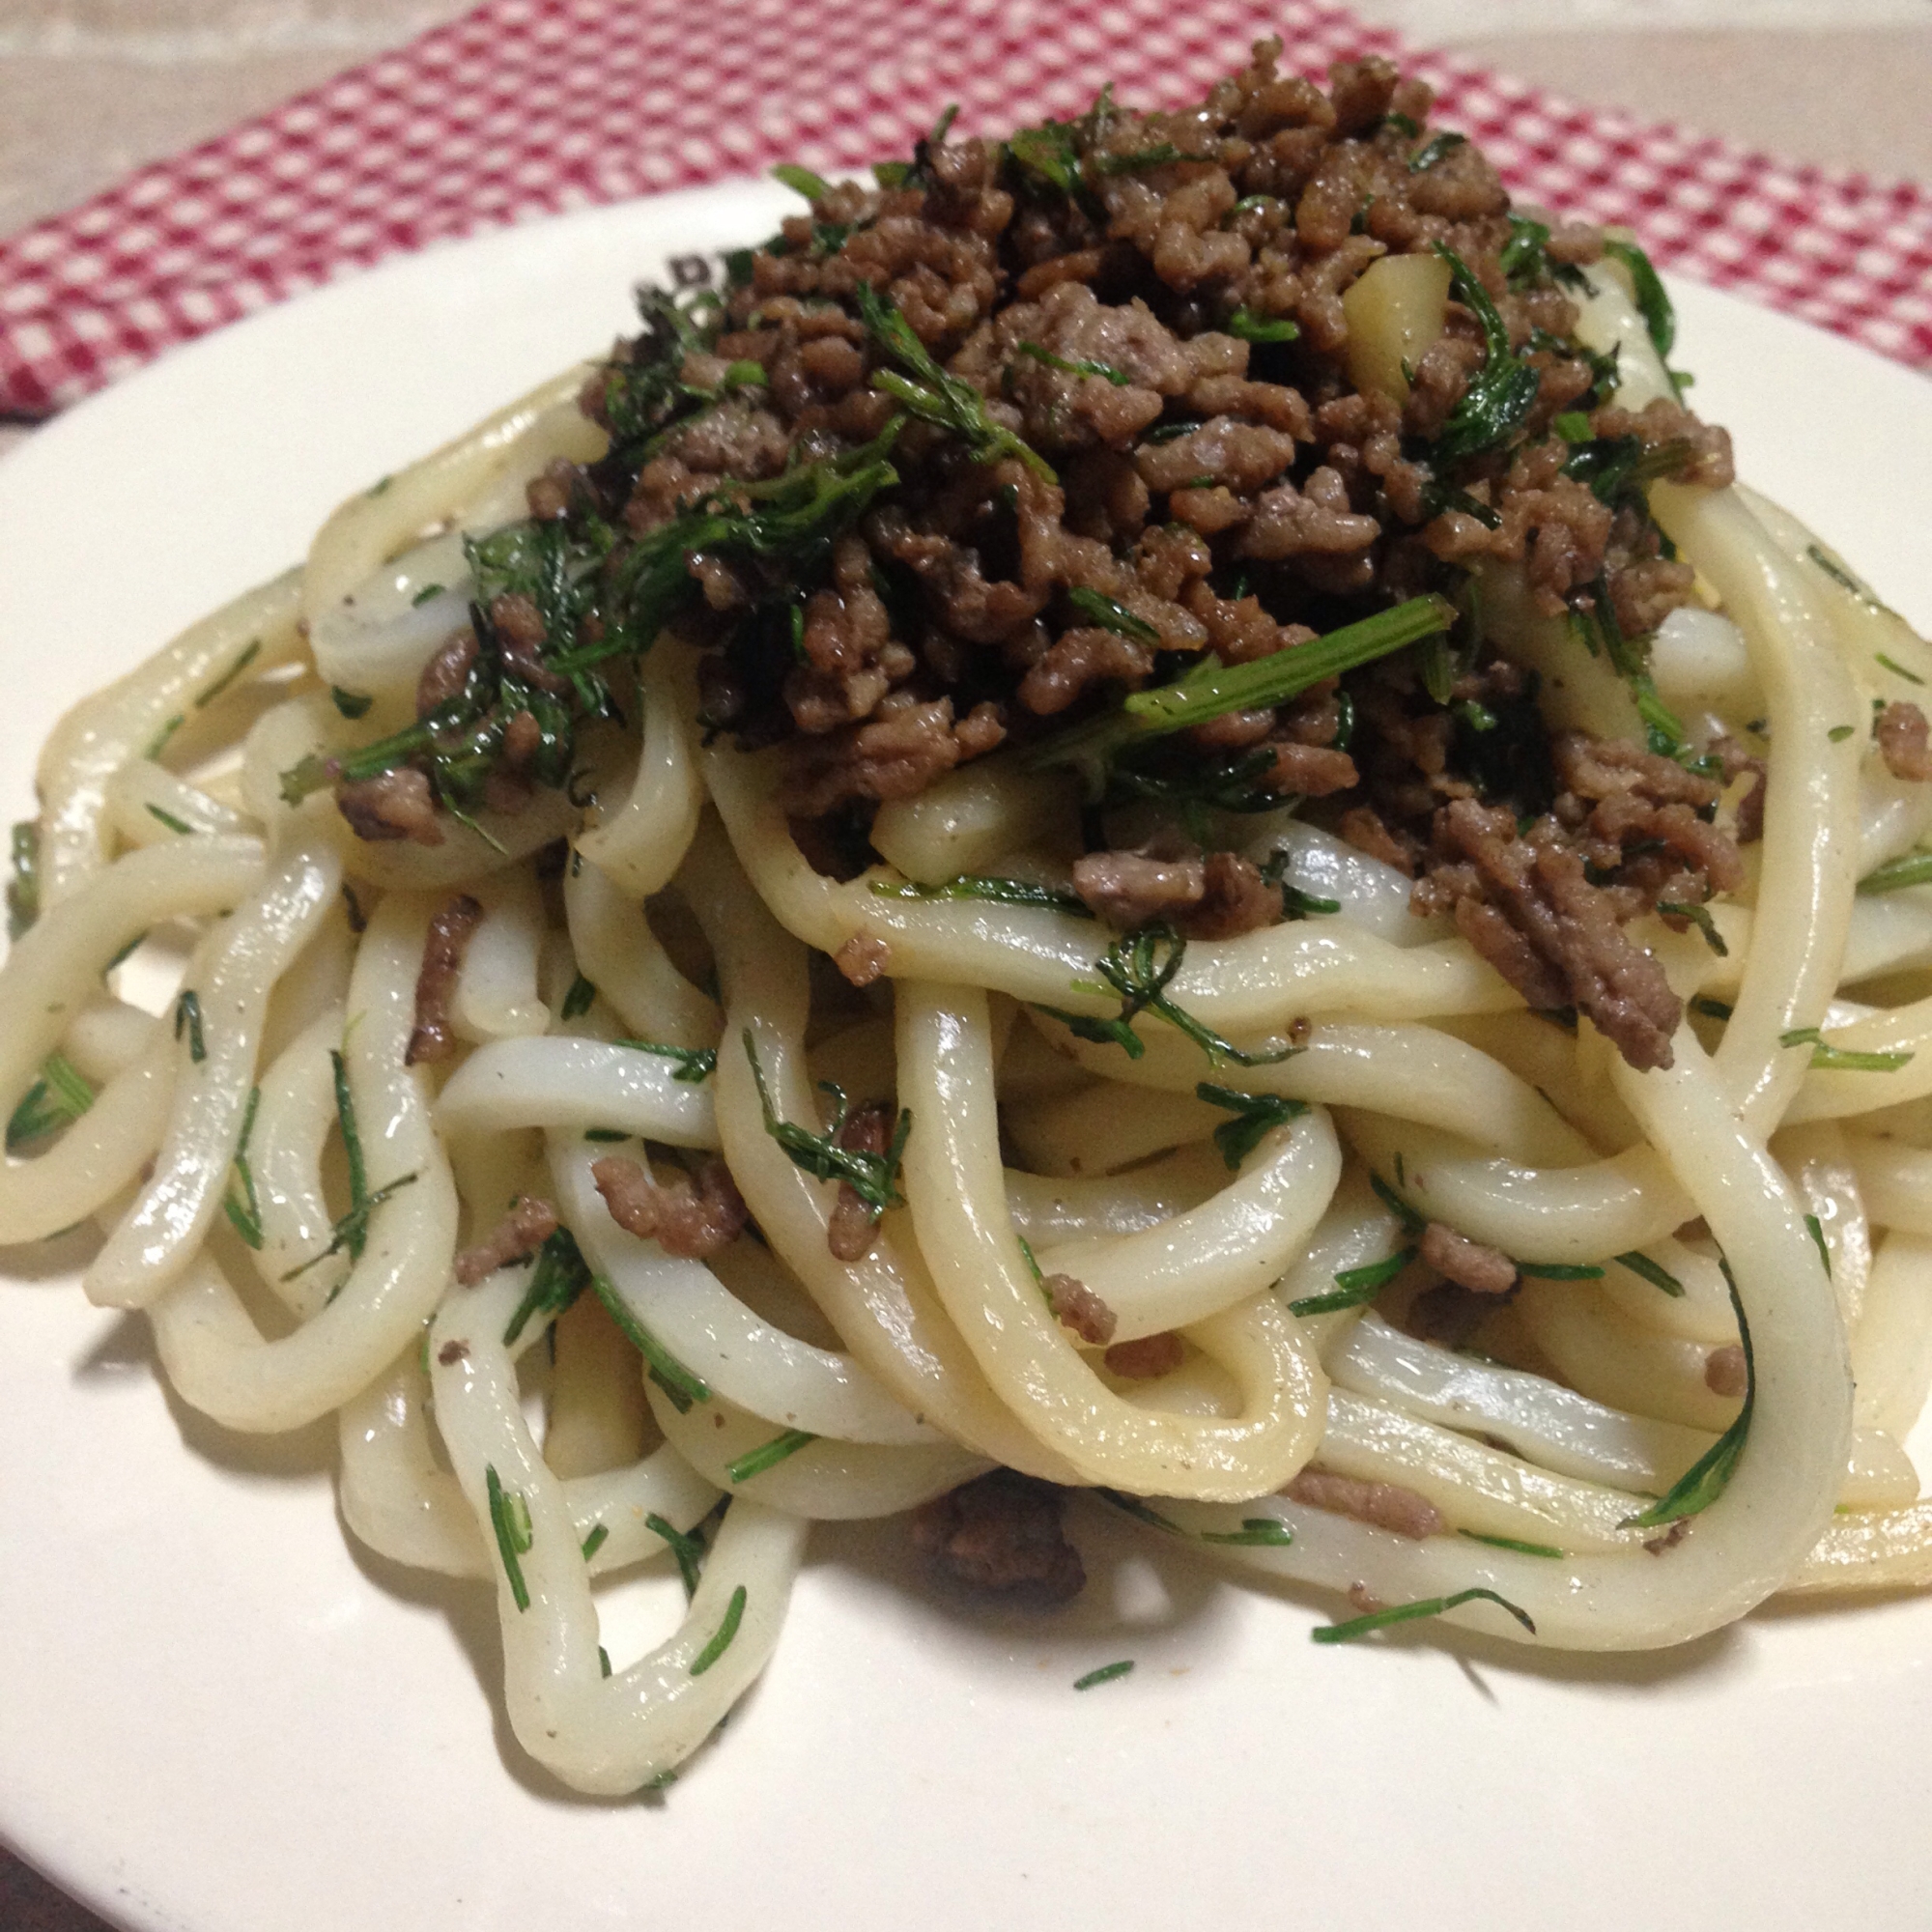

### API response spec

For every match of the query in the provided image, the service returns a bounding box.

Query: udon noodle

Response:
[9,48,1932,1796]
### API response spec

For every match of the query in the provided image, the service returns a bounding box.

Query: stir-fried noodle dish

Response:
[13,42,1932,1794]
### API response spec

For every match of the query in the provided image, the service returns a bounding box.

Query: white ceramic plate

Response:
[3,184,1931,1932]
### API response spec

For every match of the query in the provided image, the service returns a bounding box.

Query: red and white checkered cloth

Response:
[1,0,1928,416]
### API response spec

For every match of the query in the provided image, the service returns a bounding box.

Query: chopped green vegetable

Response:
[592,1274,712,1412]
[1086,923,1296,1068]
[689,1584,748,1676]
[1658,899,1728,956]
[1226,308,1299,344]
[411,582,446,607]
[485,1464,533,1612]
[1407,130,1466,172]
[1805,1212,1833,1278]
[1312,1585,1537,1643]
[1877,652,1925,687]
[647,1511,707,1598]
[174,988,207,1063]
[1858,850,1932,895]
[1602,238,1675,359]
[1430,244,1540,464]
[1779,1026,1913,1073]
[1370,1168,1425,1235]
[1806,544,1890,612]
[581,1522,610,1561]
[1015,340,1132,386]
[1096,1488,1182,1533]
[1030,595,1454,782]
[1072,1660,1135,1690]
[1459,1529,1562,1558]
[145,714,185,759]
[771,161,834,202]
[329,687,374,720]
[196,639,261,709]
[1066,586,1159,644]
[7,820,38,940]
[1516,1261,1605,1280]
[146,804,194,837]
[744,1031,911,1234]
[870,873,1093,916]
[223,1086,265,1249]
[1199,1517,1294,1547]
[6,1051,94,1151]
[1613,1250,1685,1297]
[1288,1245,1416,1316]
[502,1227,593,1346]
[725,1428,818,1484]
[560,974,597,1019]
[1828,724,1856,743]
[856,281,1052,480]
[615,1037,718,1083]
[1195,1081,1307,1169]
[1621,1259,1752,1528]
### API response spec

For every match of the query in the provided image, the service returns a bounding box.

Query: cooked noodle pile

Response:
[12,45,1932,1795]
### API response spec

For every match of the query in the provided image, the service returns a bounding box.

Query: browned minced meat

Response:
[1419,1219,1518,1296]
[1070,845,1279,938]
[1644,1517,1690,1556]
[1406,1279,1515,1350]
[453,1193,558,1287]
[1704,1344,1748,1398]
[1104,1330,1185,1379]
[1878,701,1932,782]
[404,893,484,1065]
[828,1100,896,1263]
[1045,1272,1119,1346]
[337,768,444,847]
[591,1152,748,1259]
[437,1339,469,1366]
[1711,735,1766,843]
[638,40,1731,836]
[910,1469,1085,1602]
[833,933,891,986]
[1285,1467,1444,1541]
[1426,798,1686,1071]
[415,632,478,717]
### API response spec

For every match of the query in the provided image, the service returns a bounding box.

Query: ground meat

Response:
[1284,1468,1443,1540]
[1071,849,1207,928]
[828,1100,896,1263]
[1104,1330,1186,1379]
[1181,851,1281,939]
[1434,799,1683,1070]
[1704,1344,1748,1398]
[1045,1273,1118,1346]
[1419,1220,1518,1295]
[1711,735,1767,843]
[437,1339,469,1366]
[453,1194,558,1287]
[591,1153,748,1259]
[911,1470,1085,1602]
[336,768,443,847]
[415,631,477,717]
[1878,701,1932,781]
[834,934,891,986]
[404,893,484,1065]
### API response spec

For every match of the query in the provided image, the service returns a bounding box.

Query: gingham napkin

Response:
[1,0,1927,416]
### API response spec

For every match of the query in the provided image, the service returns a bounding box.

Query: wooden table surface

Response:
[2,2,1927,1925]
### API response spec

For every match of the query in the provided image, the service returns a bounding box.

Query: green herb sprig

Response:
[1779,1026,1913,1074]
[1312,1585,1537,1643]
[725,1429,819,1484]
[615,1037,718,1083]
[486,1464,534,1612]
[869,874,1093,916]
[1195,1082,1307,1168]
[856,282,1053,481]
[744,1031,911,1232]
[502,1227,593,1347]
[1430,244,1540,464]
[690,1584,748,1676]
[592,1274,712,1412]
[223,1086,265,1249]
[5,1051,93,1151]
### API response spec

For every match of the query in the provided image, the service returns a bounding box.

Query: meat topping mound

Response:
[592,1153,749,1259]
[911,1470,1086,1602]
[405,894,484,1065]
[1104,1330,1186,1379]
[454,1194,558,1287]
[295,46,1751,1081]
